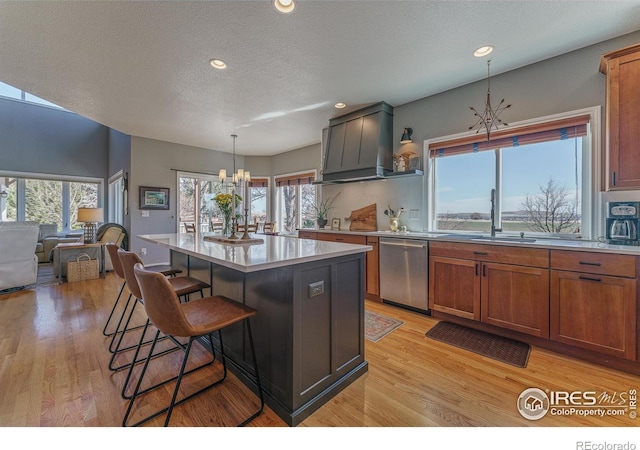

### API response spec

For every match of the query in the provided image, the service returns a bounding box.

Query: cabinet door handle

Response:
[612,171,616,186]
[579,261,601,266]
[482,265,487,277]
[473,251,488,256]
[475,263,479,276]
[335,238,344,241]
[579,275,602,282]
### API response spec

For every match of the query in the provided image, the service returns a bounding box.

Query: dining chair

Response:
[184,223,196,233]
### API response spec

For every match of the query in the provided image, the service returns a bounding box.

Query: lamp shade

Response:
[77,207,104,223]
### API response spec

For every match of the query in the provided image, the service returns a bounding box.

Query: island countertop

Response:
[138,233,372,273]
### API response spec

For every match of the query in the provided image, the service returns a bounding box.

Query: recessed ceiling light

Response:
[335,102,346,109]
[473,46,494,57]
[274,0,295,13]
[209,59,227,69]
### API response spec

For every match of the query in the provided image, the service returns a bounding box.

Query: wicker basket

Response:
[67,253,99,282]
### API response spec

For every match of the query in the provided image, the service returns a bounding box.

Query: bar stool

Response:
[123,263,264,427]
[109,249,210,372]
[103,243,181,339]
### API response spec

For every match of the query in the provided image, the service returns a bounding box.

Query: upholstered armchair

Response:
[0,221,39,292]
[35,223,80,263]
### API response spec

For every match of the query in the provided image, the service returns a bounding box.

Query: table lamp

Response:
[77,207,104,244]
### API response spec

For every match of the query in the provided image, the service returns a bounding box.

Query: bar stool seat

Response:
[124,263,264,427]
[103,243,183,339]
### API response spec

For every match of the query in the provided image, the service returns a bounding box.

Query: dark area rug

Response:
[426,321,530,368]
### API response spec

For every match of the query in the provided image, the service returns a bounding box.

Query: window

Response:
[275,171,316,233]
[248,178,269,224]
[0,172,102,231]
[428,112,593,238]
[178,173,220,233]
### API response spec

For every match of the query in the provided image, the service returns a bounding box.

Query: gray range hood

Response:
[316,101,395,184]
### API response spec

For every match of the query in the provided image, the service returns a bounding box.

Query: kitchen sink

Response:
[471,236,537,243]
[437,233,536,243]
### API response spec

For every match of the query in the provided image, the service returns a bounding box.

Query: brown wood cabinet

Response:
[298,231,380,300]
[550,250,637,360]
[365,236,380,297]
[429,242,550,338]
[298,230,318,240]
[600,43,640,190]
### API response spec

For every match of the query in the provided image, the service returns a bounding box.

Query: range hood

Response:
[315,101,395,184]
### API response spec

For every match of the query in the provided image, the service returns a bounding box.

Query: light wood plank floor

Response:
[1,271,639,430]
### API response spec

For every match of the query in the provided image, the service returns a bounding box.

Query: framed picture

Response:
[139,186,170,210]
[331,218,341,230]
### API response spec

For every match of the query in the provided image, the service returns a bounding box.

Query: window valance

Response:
[275,172,315,187]
[429,114,590,158]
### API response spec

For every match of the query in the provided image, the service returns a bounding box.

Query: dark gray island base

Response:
[170,249,368,426]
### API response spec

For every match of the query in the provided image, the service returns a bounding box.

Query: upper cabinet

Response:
[600,43,640,190]
[321,102,394,182]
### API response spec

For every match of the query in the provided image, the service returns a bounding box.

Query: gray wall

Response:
[129,136,240,263]
[0,98,109,179]
[108,128,132,233]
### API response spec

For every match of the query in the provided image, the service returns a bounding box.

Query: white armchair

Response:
[0,221,39,292]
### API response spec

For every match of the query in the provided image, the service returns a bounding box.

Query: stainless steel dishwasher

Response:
[379,238,429,314]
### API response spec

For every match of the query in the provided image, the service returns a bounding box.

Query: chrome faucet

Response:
[490,188,502,237]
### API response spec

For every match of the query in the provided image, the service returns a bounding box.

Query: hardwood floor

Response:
[1,271,639,433]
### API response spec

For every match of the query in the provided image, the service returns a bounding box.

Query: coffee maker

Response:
[606,201,640,246]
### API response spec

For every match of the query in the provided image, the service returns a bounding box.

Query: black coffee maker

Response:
[606,202,640,246]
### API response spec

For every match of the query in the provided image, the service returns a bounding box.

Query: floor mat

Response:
[426,321,530,368]
[365,310,403,342]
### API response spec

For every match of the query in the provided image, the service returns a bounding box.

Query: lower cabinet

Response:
[550,250,637,360]
[429,242,550,338]
[481,262,550,338]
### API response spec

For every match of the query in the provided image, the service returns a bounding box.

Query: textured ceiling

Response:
[0,1,639,156]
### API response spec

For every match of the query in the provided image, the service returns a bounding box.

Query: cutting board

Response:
[349,204,377,231]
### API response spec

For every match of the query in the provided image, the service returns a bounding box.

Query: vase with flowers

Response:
[214,192,242,236]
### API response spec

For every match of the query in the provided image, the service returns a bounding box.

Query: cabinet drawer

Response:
[317,233,367,245]
[429,241,549,268]
[550,250,636,278]
[298,231,318,240]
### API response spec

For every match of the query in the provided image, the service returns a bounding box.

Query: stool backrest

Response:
[133,263,192,337]
[106,243,125,279]
[117,249,144,300]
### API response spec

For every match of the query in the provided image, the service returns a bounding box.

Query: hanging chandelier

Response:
[218,134,251,239]
[469,60,511,140]
[218,134,250,186]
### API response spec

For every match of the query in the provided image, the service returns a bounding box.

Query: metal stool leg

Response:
[103,280,126,337]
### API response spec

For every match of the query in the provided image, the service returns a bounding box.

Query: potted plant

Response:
[313,192,340,229]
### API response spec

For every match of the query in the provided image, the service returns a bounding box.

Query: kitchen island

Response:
[138,233,371,426]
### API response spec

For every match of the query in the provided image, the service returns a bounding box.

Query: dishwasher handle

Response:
[380,241,427,249]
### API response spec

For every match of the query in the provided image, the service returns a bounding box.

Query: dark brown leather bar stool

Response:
[123,263,263,427]
[103,243,181,351]
[109,249,210,373]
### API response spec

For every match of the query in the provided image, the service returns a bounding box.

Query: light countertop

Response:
[138,233,372,273]
[303,228,640,255]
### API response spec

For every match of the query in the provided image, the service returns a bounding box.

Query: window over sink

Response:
[426,108,598,239]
